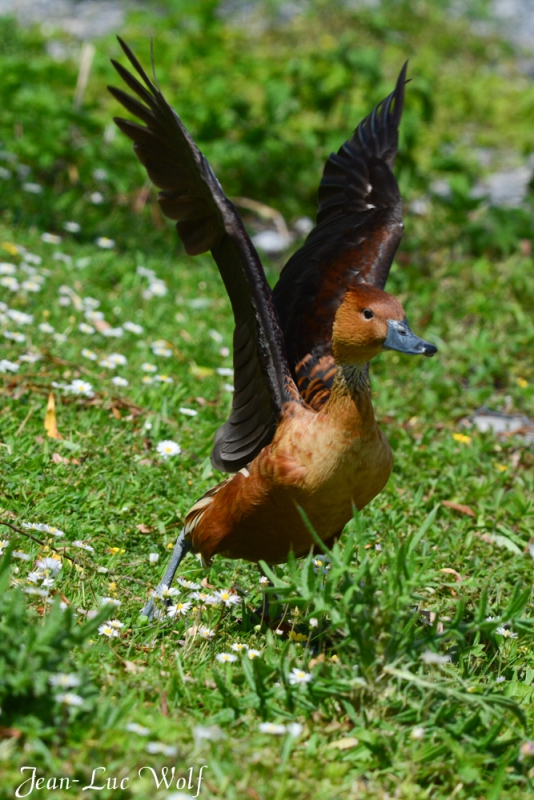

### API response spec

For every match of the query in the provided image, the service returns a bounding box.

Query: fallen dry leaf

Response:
[442,501,475,517]
[51,452,69,465]
[0,727,21,739]
[137,523,152,534]
[44,392,63,440]
[111,406,121,420]
[326,737,360,751]
[123,660,146,674]
[439,568,463,582]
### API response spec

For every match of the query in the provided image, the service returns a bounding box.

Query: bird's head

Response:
[332,284,437,365]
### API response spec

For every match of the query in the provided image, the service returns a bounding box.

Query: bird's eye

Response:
[363,309,374,320]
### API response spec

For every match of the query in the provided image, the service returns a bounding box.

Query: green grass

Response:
[1,1,534,798]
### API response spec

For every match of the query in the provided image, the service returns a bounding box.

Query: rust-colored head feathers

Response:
[333,284,436,364]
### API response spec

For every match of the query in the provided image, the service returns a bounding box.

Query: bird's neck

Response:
[323,361,376,428]
[334,362,370,395]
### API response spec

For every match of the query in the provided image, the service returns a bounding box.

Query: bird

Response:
[108,38,437,617]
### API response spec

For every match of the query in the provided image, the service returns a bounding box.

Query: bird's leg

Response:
[258,563,273,623]
[141,529,192,620]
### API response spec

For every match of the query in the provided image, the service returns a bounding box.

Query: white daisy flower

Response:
[38,322,55,334]
[64,221,81,233]
[141,363,157,372]
[0,262,16,275]
[421,650,451,665]
[98,623,120,638]
[167,601,192,618]
[152,346,172,357]
[55,693,84,706]
[123,321,144,334]
[189,591,210,604]
[495,626,518,639]
[100,597,121,607]
[79,323,95,334]
[213,589,240,608]
[178,407,198,417]
[148,280,167,297]
[22,182,43,194]
[197,626,215,639]
[286,723,303,737]
[176,578,200,590]
[0,359,20,373]
[108,619,124,629]
[22,522,64,537]
[41,232,62,244]
[81,348,98,361]
[19,352,41,363]
[153,585,180,599]
[142,376,154,385]
[4,331,25,342]
[72,540,95,553]
[107,353,126,366]
[7,309,33,324]
[258,723,286,735]
[216,653,238,663]
[156,440,181,459]
[136,265,156,278]
[230,643,248,652]
[24,253,42,265]
[155,374,173,383]
[0,276,19,290]
[247,649,261,660]
[36,557,62,574]
[216,367,234,376]
[125,722,150,736]
[85,310,104,322]
[149,553,159,564]
[288,668,313,685]
[66,380,94,397]
[90,192,104,205]
[102,327,123,338]
[13,551,31,561]
[49,673,81,688]
[111,376,128,387]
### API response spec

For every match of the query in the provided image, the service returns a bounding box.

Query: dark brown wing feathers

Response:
[109,38,300,473]
[273,63,407,407]
[111,41,407,458]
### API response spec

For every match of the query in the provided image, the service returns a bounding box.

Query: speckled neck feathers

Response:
[335,362,370,396]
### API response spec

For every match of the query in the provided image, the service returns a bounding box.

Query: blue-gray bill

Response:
[383,319,437,357]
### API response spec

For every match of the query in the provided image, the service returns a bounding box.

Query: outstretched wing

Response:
[273,63,407,408]
[109,38,301,472]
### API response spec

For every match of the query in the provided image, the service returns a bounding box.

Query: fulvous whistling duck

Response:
[109,40,437,616]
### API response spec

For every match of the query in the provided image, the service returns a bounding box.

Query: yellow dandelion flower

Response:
[516,377,528,388]
[494,463,507,473]
[2,242,18,255]
[288,631,308,642]
[108,547,125,555]
[452,433,471,444]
